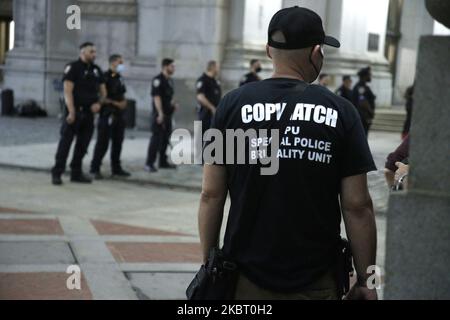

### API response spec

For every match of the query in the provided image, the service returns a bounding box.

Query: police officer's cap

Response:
[268,6,340,50]
[358,67,371,78]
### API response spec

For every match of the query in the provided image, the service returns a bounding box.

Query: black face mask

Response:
[309,46,323,81]
[255,67,262,73]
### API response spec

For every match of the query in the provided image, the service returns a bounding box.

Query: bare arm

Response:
[63,80,76,115]
[198,164,228,263]
[197,93,216,114]
[99,83,107,104]
[116,100,128,110]
[154,96,163,117]
[340,174,377,294]
[108,99,127,110]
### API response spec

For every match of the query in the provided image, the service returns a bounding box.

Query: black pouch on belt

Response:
[186,247,239,300]
[336,238,354,299]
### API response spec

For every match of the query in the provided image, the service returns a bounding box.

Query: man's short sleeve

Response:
[151,77,162,97]
[196,78,207,95]
[239,75,247,87]
[385,135,410,172]
[340,115,377,178]
[96,67,105,84]
[62,63,76,82]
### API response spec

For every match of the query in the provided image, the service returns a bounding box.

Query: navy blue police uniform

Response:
[90,69,127,175]
[146,73,175,168]
[196,73,222,136]
[352,81,376,136]
[52,59,104,179]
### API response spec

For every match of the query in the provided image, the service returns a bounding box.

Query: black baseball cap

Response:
[268,6,340,50]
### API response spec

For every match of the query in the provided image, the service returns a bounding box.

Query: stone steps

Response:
[372,108,407,133]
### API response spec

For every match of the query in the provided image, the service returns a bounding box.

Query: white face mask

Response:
[116,64,125,73]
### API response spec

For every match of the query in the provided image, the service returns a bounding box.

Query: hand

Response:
[156,114,164,125]
[91,103,101,114]
[394,162,409,182]
[66,112,76,125]
[172,102,180,112]
[345,284,378,300]
[211,107,216,116]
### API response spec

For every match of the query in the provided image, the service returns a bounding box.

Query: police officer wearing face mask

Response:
[51,42,106,185]
[146,58,178,173]
[352,67,376,137]
[196,60,222,137]
[90,54,130,179]
[335,75,353,102]
[198,7,377,300]
[239,59,262,87]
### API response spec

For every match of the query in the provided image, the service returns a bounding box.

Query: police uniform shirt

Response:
[239,72,261,87]
[62,59,105,110]
[196,73,222,112]
[207,78,376,292]
[103,70,127,115]
[352,81,376,120]
[151,73,175,116]
[335,85,352,102]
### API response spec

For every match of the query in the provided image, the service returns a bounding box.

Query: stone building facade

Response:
[0,0,448,129]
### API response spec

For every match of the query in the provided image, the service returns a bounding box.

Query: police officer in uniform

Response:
[352,67,376,137]
[146,58,178,173]
[90,54,130,179]
[51,42,106,185]
[198,7,377,300]
[196,60,222,137]
[318,73,330,87]
[335,75,353,102]
[239,59,262,87]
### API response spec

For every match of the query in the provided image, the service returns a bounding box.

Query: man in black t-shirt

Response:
[239,59,262,87]
[196,60,222,137]
[197,7,378,300]
[90,54,130,179]
[146,58,178,173]
[51,42,106,185]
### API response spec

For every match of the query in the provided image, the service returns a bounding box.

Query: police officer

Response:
[318,73,330,87]
[352,67,376,137]
[239,59,262,87]
[197,7,377,300]
[146,58,178,173]
[335,75,353,102]
[196,60,222,137]
[51,42,106,185]
[90,54,130,179]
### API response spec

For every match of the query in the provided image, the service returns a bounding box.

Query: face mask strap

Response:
[309,46,322,79]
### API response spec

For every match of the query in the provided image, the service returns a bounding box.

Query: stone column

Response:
[3,0,48,108]
[44,0,80,115]
[156,0,229,129]
[3,0,80,114]
[221,0,282,90]
[325,0,392,106]
[384,1,450,299]
[392,0,434,104]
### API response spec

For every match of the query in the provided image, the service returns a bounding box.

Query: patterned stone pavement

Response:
[0,207,201,300]
[0,117,399,299]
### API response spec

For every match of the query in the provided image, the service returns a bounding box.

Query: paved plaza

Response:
[0,116,400,299]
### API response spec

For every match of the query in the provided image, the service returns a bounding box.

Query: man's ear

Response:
[313,44,324,58]
[266,45,272,59]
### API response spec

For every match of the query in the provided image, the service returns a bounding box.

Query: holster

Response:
[186,248,239,300]
[336,238,354,299]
